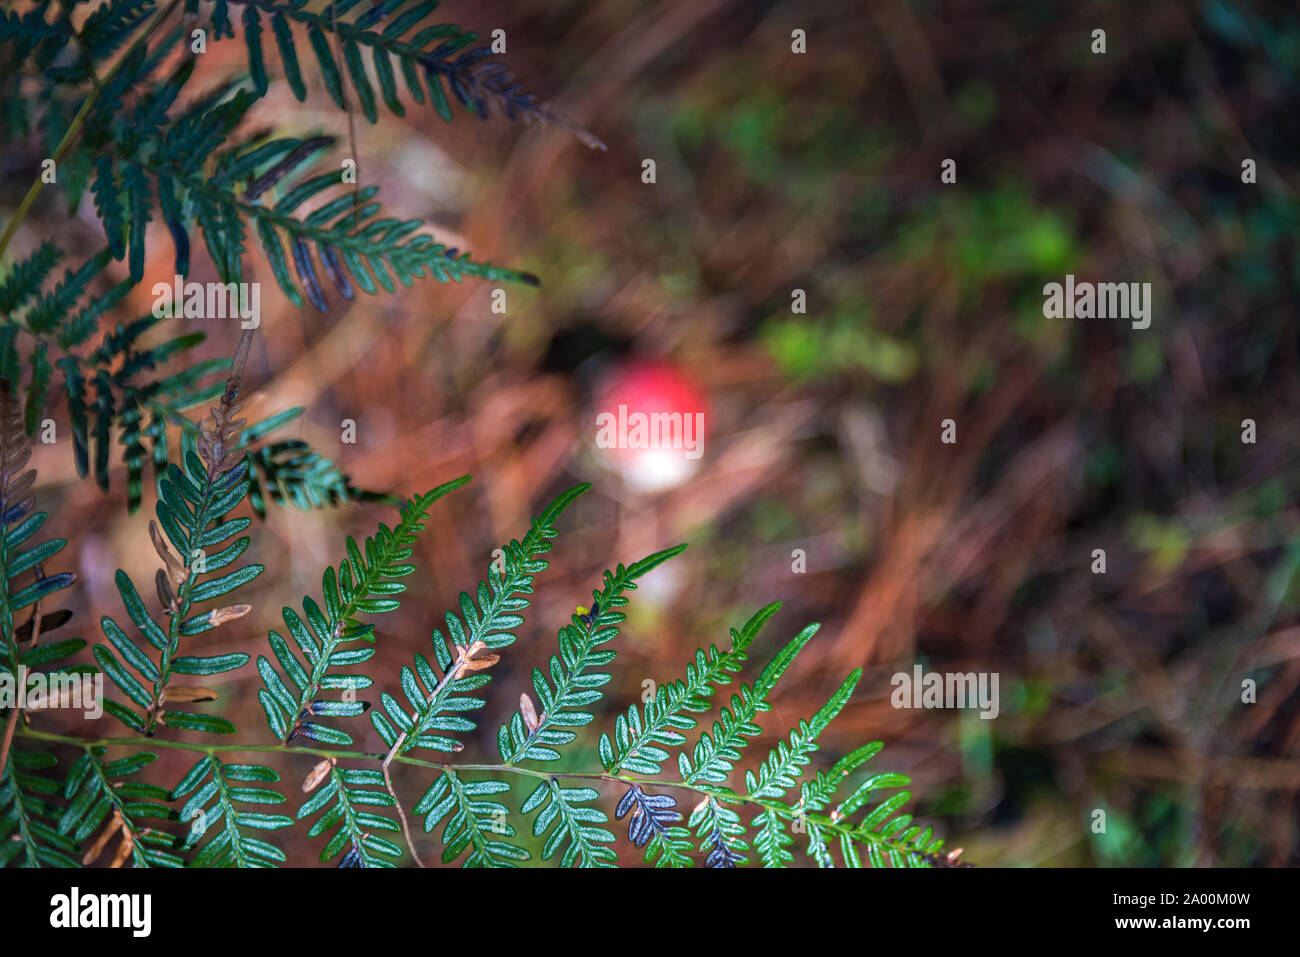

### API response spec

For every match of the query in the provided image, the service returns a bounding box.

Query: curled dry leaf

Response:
[460,652,500,673]
[208,603,253,628]
[150,520,188,588]
[81,810,125,866]
[455,639,499,673]
[302,758,333,793]
[519,692,540,734]
[155,568,176,612]
[108,827,135,869]
[160,686,219,704]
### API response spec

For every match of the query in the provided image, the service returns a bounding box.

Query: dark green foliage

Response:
[95,389,264,736]
[2,0,587,517]
[0,386,97,868]
[172,755,291,867]
[229,0,604,147]
[298,763,400,866]
[257,477,470,745]
[0,749,76,867]
[0,381,80,682]
[3,471,949,868]
[0,242,374,515]
[244,427,391,517]
[0,4,948,870]
[376,483,590,762]
[60,748,182,868]
[496,545,688,765]
[85,78,539,310]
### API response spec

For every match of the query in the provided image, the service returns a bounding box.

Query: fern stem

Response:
[145,465,226,734]
[204,755,254,868]
[380,760,424,868]
[14,726,949,865]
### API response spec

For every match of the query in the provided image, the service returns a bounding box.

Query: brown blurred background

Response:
[14,0,1300,866]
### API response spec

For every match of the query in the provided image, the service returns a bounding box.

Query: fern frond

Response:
[389,484,590,865]
[0,749,77,867]
[496,544,686,766]
[614,784,688,865]
[0,243,379,514]
[375,483,590,763]
[88,83,538,310]
[600,601,776,776]
[225,0,603,148]
[743,669,861,867]
[601,606,944,869]
[0,241,65,316]
[0,382,84,869]
[678,624,818,788]
[77,0,162,73]
[243,409,391,516]
[520,779,616,867]
[172,754,291,867]
[297,761,401,867]
[416,769,527,867]
[484,544,686,868]
[95,358,263,735]
[7,0,164,87]
[0,379,78,675]
[604,604,780,868]
[0,3,74,80]
[59,747,182,867]
[691,795,748,868]
[257,477,469,745]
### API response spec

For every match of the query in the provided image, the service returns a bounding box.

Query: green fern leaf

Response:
[257,477,468,745]
[0,750,78,867]
[375,483,590,764]
[59,747,182,867]
[96,377,263,734]
[172,755,291,867]
[497,544,687,766]
[226,0,603,147]
[297,762,402,867]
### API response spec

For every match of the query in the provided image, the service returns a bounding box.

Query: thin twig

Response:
[378,641,484,867]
